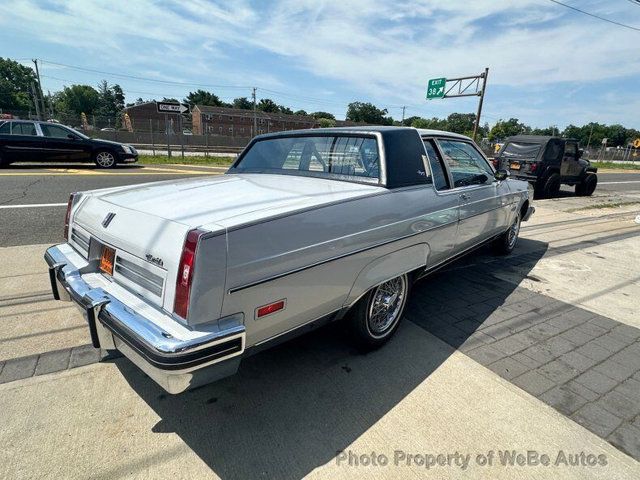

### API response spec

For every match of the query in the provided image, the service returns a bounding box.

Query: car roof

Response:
[255,126,472,141]
[505,135,578,144]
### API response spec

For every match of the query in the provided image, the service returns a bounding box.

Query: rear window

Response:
[501,142,542,159]
[232,135,381,184]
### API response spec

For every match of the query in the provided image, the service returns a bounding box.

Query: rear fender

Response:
[343,243,429,308]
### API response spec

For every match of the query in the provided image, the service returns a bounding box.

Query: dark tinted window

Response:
[12,122,37,136]
[501,142,542,159]
[41,124,72,138]
[423,139,448,190]
[0,122,10,134]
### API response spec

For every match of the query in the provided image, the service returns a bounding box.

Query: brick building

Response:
[123,102,191,133]
[192,105,318,137]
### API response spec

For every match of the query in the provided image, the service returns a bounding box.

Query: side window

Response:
[564,142,577,157]
[12,122,37,136]
[438,139,493,188]
[422,139,448,190]
[0,122,10,134]
[41,124,72,138]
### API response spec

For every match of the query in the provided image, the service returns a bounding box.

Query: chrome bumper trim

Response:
[44,244,246,374]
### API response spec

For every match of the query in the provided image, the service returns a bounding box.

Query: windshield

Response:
[231,135,381,184]
[500,142,542,160]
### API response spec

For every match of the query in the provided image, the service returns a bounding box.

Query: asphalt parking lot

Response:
[0,164,639,479]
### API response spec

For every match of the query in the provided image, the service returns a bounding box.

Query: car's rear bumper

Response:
[44,243,245,394]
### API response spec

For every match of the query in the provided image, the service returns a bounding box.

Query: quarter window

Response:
[423,139,448,190]
[0,122,10,134]
[438,139,493,188]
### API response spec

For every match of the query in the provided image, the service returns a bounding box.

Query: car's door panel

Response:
[434,138,511,253]
[40,123,92,162]
[561,141,581,179]
[2,122,45,162]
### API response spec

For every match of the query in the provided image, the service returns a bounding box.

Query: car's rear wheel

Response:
[94,150,116,169]
[347,273,410,352]
[493,212,521,255]
[535,172,561,199]
[576,173,597,197]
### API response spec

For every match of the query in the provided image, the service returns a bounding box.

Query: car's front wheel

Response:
[94,150,117,169]
[493,211,521,255]
[347,273,410,352]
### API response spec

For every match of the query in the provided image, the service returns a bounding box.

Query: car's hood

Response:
[88,173,386,230]
[91,138,128,147]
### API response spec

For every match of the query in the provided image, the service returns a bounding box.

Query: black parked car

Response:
[0,120,138,168]
[496,135,597,199]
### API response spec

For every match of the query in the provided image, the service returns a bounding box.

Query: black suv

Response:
[0,120,138,168]
[496,135,597,199]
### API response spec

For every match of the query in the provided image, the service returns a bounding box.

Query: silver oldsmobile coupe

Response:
[45,127,534,394]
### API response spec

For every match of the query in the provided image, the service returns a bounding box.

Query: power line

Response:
[547,0,640,31]
[40,59,251,90]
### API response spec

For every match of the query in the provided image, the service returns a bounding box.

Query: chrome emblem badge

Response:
[102,212,116,228]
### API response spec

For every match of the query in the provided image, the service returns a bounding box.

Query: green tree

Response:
[346,102,392,125]
[279,105,294,115]
[257,98,279,113]
[53,85,100,116]
[318,117,336,128]
[0,57,37,111]
[184,89,222,107]
[445,113,476,134]
[488,118,531,141]
[294,109,308,116]
[233,97,253,110]
[310,111,335,120]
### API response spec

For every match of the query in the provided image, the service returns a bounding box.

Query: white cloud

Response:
[1,0,639,126]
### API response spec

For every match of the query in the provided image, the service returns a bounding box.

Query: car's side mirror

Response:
[494,169,510,181]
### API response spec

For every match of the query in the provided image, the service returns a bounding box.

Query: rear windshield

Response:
[500,142,542,159]
[231,135,381,184]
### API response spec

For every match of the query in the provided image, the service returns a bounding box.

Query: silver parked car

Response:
[45,127,534,393]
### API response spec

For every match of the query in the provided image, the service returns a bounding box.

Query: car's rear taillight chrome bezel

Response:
[173,228,207,320]
[63,192,81,241]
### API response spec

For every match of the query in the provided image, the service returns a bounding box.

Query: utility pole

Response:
[252,87,257,137]
[586,123,594,151]
[32,59,47,120]
[401,106,406,124]
[30,83,42,120]
[472,67,489,142]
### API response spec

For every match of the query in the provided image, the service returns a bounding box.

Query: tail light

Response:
[529,163,538,173]
[173,228,206,319]
[491,158,499,169]
[63,192,80,240]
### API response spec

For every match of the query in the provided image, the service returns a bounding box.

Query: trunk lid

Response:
[88,173,385,230]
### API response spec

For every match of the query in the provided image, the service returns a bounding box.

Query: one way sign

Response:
[156,102,190,114]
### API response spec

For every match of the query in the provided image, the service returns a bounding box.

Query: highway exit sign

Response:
[426,78,446,99]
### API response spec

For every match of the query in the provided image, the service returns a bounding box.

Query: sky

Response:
[1,0,639,129]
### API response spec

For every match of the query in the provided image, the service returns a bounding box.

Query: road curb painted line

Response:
[0,203,67,209]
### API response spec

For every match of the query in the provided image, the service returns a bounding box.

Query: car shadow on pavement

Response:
[116,239,549,480]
